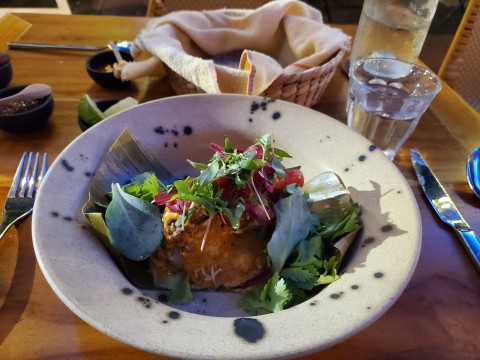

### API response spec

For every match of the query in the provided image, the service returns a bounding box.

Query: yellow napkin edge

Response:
[0,13,32,52]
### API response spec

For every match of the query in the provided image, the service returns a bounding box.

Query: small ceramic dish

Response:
[0,85,54,132]
[0,53,13,89]
[86,50,133,88]
[78,99,119,132]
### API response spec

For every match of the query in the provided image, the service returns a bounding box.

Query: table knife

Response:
[410,149,480,272]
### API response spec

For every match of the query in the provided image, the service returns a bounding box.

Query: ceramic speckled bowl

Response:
[32,94,421,359]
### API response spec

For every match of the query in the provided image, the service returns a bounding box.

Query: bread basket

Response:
[166,49,345,108]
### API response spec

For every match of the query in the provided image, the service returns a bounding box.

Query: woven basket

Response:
[166,49,346,108]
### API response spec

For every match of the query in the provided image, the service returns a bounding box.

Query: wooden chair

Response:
[147,0,270,16]
[438,0,480,111]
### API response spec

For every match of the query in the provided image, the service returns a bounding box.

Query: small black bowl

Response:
[78,99,119,132]
[86,50,133,88]
[0,60,13,89]
[0,85,54,132]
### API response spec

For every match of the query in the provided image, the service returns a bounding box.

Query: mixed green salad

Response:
[89,133,362,315]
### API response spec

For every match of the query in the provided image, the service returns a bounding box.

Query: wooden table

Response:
[1,13,479,360]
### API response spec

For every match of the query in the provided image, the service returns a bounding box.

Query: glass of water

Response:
[347,57,441,160]
[349,0,439,71]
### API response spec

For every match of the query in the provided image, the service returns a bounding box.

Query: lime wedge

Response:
[304,171,353,225]
[77,94,105,126]
[103,97,138,118]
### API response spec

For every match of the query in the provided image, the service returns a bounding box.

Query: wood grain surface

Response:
[0,13,479,360]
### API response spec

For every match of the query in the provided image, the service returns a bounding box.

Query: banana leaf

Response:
[82,129,175,289]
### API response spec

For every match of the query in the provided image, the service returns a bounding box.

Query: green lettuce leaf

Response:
[105,183,163,261]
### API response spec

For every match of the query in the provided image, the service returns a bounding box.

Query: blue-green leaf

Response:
[267,194,314,272]
[105,183,163,261]
[271,155,286,177]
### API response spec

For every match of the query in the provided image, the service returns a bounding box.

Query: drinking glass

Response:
[349,0,439,71]
[347,57,441,160]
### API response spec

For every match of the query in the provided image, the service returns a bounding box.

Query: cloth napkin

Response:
[115,0,350,96]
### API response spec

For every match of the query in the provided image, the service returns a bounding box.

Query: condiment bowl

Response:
[86,50,133,88]
[0,56,13,88]
[0,85,54,132]
[78,99,119,132]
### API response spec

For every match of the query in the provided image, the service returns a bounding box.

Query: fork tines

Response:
[9,152,48,198]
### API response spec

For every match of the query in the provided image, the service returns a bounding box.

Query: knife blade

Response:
[410,149,480,273]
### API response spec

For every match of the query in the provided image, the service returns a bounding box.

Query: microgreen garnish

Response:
[157,134,292,231]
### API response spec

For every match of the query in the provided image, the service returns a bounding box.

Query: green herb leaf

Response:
[198,159,220,189]
[165,273,193,304]
[273,148,292,159]
[238,272,292,315]
[173,178,192,195]
[186,159,208,170]
[290,235,325,267]
[240,158,264,171]
[122,172,165,202]
[221,201,245,230]
[316,256,340,285]
[270,155,286,177]
[105,183,163,261]
[280,267,318,290]
[224,136,233,152]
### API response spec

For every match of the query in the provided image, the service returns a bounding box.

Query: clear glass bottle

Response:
[349,0,439,71]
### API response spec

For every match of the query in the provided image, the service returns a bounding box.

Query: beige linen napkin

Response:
[116,0,350,96]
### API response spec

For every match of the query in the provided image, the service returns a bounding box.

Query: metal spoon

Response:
[467,147,480,199]
[7,40,132,52]
[0,84,52,106]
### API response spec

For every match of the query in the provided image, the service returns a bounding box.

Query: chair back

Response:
[147,0,270,16]
[438,0,480,111]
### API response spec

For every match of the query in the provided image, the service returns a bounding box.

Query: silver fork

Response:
[0,152,48,240]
